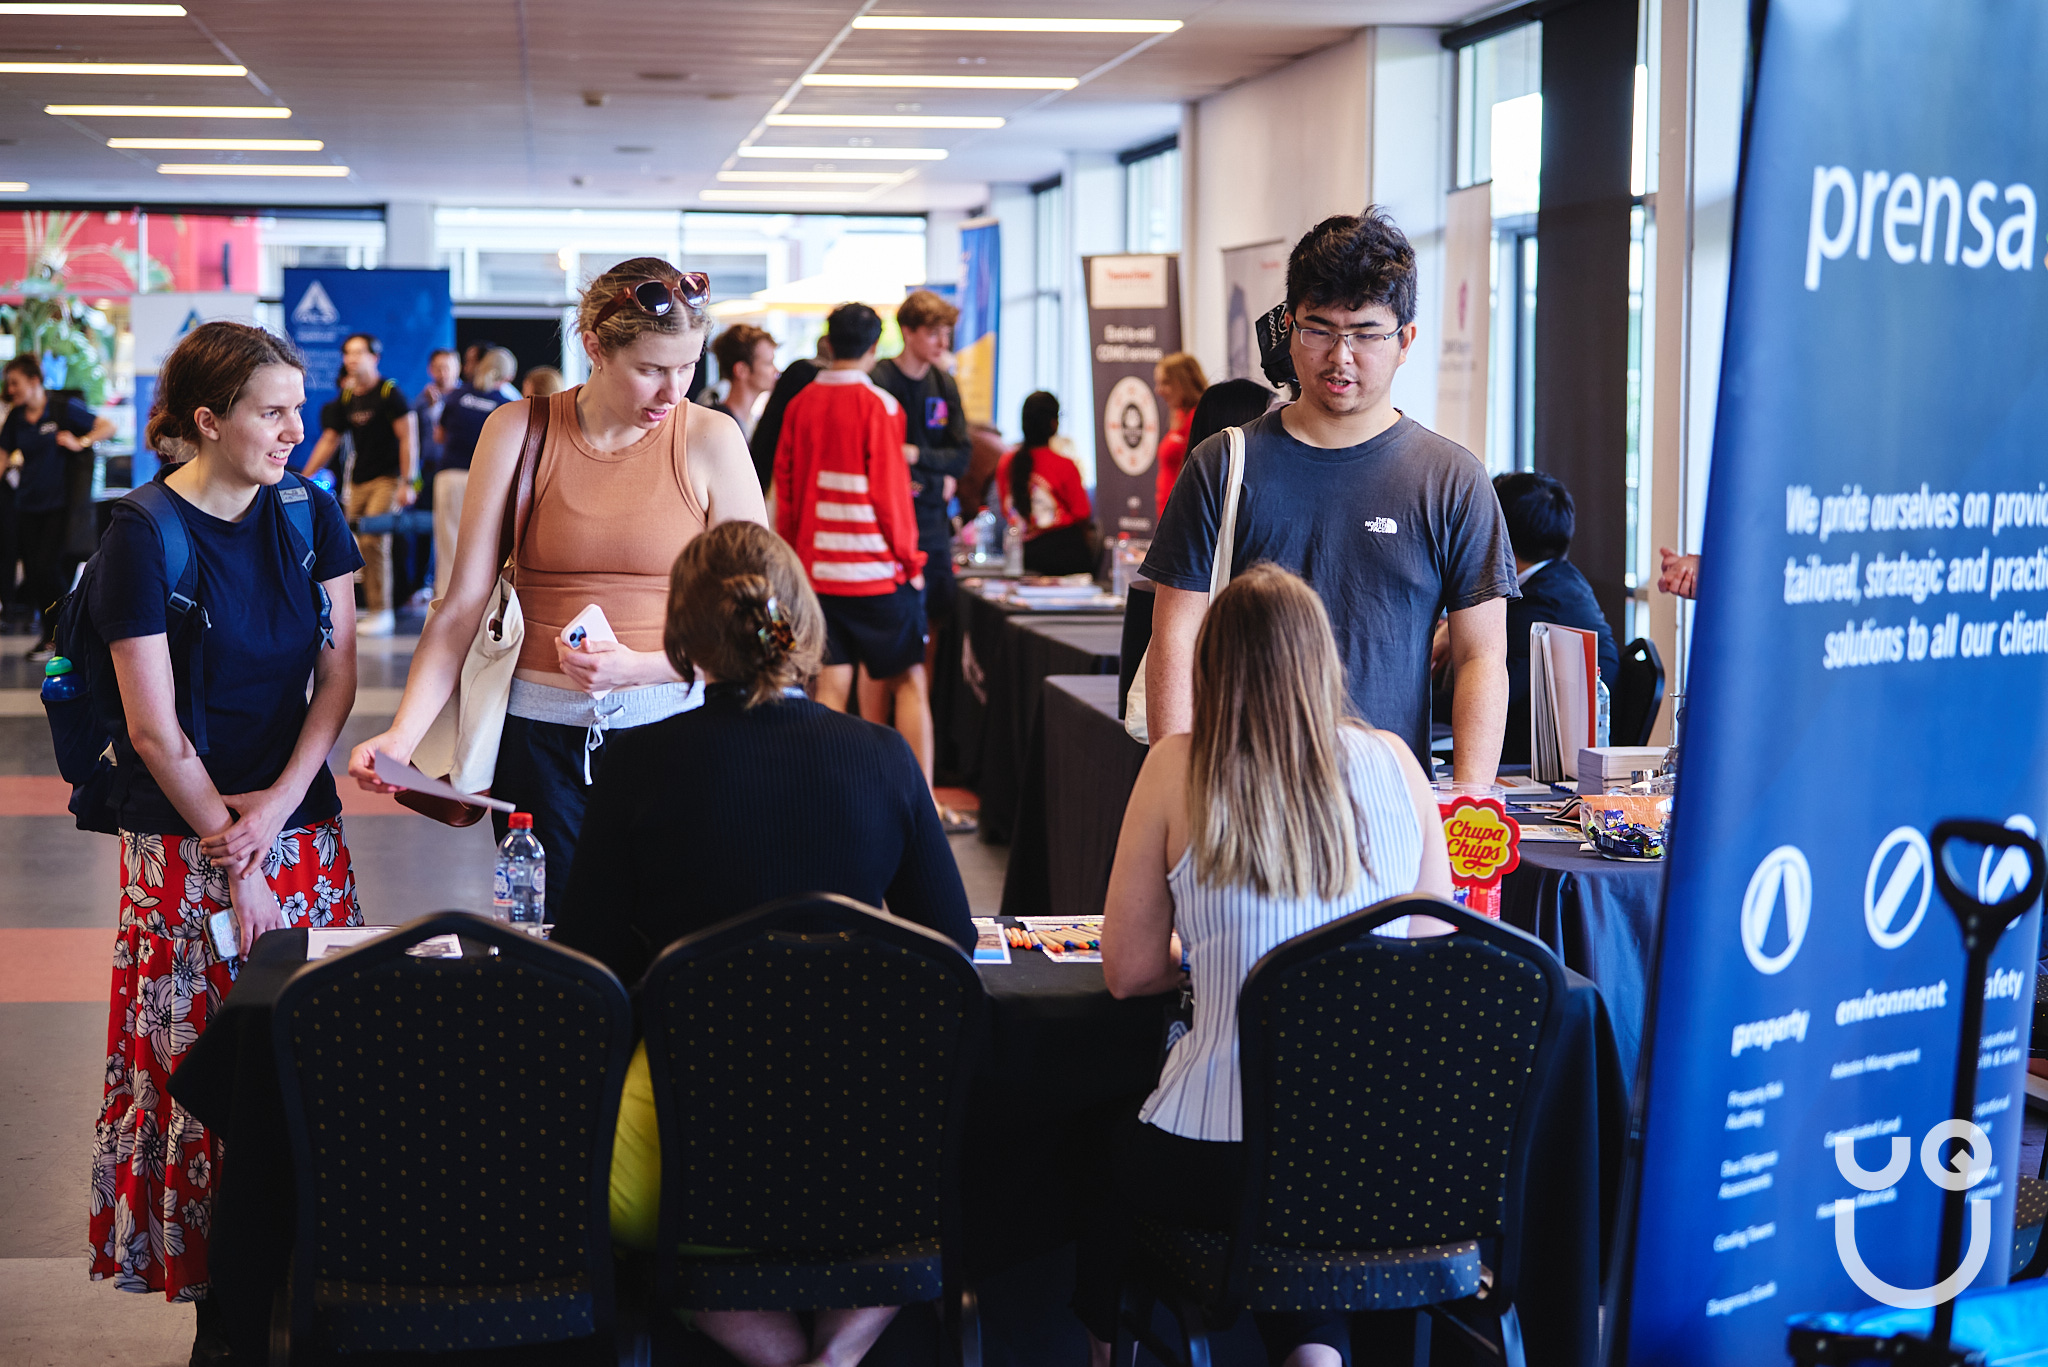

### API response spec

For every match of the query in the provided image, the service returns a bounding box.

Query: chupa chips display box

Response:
[1437,793,1521,918]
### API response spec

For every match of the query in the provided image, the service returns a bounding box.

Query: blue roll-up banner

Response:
[281,267,453,469]
[1612,3,2047,1362]
[954,219,1000,429]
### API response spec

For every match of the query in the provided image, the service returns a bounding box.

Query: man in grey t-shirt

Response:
[1143,209,1516,781]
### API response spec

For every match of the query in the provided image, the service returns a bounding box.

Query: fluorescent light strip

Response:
[700,189,878,204]
[802,73,1075,90]
[0,182,29,192]
[0,2,186,12]
[739,145,946,160]
[47,103,291,117]
[852,16,1180,33]
[718,170,903,184]
[111,137,321,150]
[768,114,1004,129]
[1,61,244,75]
[156,163,348,177]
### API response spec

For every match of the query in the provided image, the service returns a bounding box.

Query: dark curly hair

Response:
[1285,207,1417,326]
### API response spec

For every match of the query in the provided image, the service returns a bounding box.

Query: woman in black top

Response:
[554,518,974,986]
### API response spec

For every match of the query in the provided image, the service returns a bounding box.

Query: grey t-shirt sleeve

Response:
[1434,449,1520,612]
[1140,429,1231,592]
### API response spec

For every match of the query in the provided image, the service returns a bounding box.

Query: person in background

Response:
[872,290,971,680]
[87,321,363,1361]
[1142,210,1516,784]
[1657,547,1699,599]
[1076,564,1453,1367]
[430,347,519,597]
[563,521,970,1367]
[774,303,971,832]
[749,333,828,491]
[1437,471,1619,766]
[996,392,1095,577]
[957,420,1006,522]
[301,333,415,638]
[1151,351,1209,519]
[3,354,116,661]
[520,366,567,400]
[460,339,501,386]
[402,347,461,602]
[709,323,779,442]
[350,258,766,902]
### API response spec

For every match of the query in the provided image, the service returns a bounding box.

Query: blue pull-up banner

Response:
[281,267,453,469]
[1613,3,2047,1362]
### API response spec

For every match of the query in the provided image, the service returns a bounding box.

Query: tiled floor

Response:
[0,630,1007,1366]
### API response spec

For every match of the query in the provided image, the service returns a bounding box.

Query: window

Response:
[1122,139,1180,253]
[1032,178,1065,396]
[1456,22,1543,476]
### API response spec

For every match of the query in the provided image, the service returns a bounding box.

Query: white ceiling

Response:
[0,0,1484,211]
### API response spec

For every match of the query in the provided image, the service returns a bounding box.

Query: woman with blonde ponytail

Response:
[1075,563,1453,1367]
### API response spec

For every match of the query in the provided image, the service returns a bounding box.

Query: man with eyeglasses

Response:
[1141,209,1516,783]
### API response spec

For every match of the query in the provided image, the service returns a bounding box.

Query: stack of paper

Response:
[1529,622,1601,783]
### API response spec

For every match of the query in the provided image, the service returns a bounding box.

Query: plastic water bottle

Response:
[1594,673,1612,748]
[493,813,546,933]
[1003,519,1025,575]
[40,656,80,703]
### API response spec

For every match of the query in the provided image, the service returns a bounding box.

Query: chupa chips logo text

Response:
[1442,796,1521,886]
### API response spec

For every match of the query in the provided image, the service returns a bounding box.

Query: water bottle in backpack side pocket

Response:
[40,656,102,786]
[493,812,547,934]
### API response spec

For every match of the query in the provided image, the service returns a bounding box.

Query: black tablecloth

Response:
[171,924,1621,1367]
[1498,839,1664,1086]
[1001,676,1148,919]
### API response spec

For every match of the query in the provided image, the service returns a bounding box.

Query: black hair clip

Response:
[757,596,796,654]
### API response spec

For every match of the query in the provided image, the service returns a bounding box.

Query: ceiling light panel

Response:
[802,73,1075,90]
[767,113,1005,129]
[852,16,1181,33]
[109,137,321,150]
[739,145,947,160]
[46,104,290,117]
[0,2,185,12]
[718,170,904,183]
[156,163,348,177]
[0,182,29,192]
[0,62,245,75]
[699,189,879,204]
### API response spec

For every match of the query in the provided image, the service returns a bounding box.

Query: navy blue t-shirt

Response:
[90,474,363,836]
[2,397,96,513]
[437,383,514,472]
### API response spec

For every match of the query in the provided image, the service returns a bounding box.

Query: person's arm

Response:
[1385,732,1454,899]
[55,407,117,451]
[686,403,768,529]
[1057,455,1091,522]
[393,412,417,508]
[883,739,975,951]
[1143,584,1208,740]
[869,403,927,583]
[200,573,358,878]
[110,635,282,953]
[1446,596,1508,786]
[347,399,535,787]
[299,428,342,478]
[1101,735,1186,998]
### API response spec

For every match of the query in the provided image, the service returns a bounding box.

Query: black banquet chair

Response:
[1612,635,1666,748]
[637,893,989,1365]
[268,912,634,1363]
[1110,894,1568,1367]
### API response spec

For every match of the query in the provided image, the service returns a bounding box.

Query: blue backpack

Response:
[44,472,332,834]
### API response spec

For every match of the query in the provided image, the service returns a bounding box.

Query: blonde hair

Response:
[665,521,826,708]
[474,347,518,391]
[576,256,706,355]
[1155,351,1208,411]
[521,366,566,398]
[1187,564,1369,900]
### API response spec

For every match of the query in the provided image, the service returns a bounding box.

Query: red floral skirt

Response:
[88,818,361,1299]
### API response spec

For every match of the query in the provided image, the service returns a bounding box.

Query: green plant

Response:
[1,295,114,405]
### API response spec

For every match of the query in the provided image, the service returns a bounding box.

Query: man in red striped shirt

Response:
[774,303,944,794]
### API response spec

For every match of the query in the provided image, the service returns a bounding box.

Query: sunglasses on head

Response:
[591,273,711,332]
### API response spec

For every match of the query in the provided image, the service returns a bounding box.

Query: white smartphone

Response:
[561,603,617,652]
[208,906,239,961]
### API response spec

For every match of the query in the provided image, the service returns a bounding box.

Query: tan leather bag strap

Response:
[497,393,550,572]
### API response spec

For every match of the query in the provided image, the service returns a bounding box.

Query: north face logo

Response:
[1367,517,1398,534]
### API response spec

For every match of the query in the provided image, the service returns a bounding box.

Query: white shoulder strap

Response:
[1209,425,1247,598]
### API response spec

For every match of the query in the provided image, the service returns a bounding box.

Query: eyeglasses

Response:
[1292,320,1406,356]
[590,273,711,332]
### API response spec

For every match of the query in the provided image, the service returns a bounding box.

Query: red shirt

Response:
[773,371,926,596]
[1154,408,1193,519]
[996,444,1092,540]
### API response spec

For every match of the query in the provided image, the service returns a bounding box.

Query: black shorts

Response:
[820,583,928,678]
[920,550,957,625]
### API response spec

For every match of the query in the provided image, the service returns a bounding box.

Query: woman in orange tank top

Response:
[349,258,766,894]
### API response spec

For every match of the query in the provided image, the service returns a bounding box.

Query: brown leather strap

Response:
[496,392,550,573]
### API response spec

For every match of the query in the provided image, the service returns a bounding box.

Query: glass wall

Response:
[1032,180,1066,398]
[1123,143,1181,254]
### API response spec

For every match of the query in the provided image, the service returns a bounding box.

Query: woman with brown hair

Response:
[348,258,766,895]
[3,352,117,659]
[1151,350,1208,518]
[1076,563,1452,1367]
[84,321,363,1358]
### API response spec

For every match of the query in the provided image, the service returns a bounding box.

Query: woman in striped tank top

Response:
[1075,563,1453,1367]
